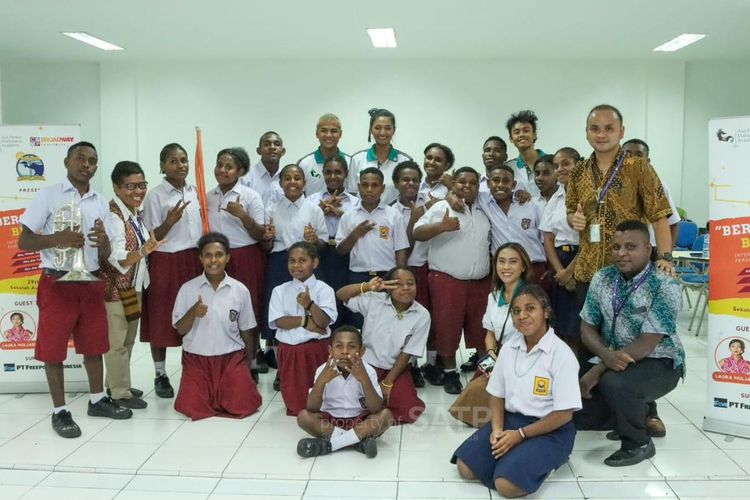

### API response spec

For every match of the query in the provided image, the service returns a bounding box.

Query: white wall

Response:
[2,59,689,214]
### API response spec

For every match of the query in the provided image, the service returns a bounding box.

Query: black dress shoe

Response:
[154,374,174,398]
[88,397,133,420]
[460,352,478,372]
[265,349,278,370]
[443,371,463,395]
[297,438,332,458]
[113,397,148,410]
[421,363,445,386]
[273,373,281,391]
[255,350,269,374]
[354,436,378,458]
[51,410,81,438]
[604,440,655,467]
[410,364,425,388]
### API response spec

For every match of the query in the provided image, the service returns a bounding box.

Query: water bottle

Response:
[702,233,710,259]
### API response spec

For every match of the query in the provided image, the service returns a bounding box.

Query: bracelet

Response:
[360,282,367,294]
[305,301,315,311]
[300,316,307,328]
[380,381,394,388]
[518,427,526,440]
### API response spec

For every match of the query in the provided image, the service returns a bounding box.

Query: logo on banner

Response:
[715,127,750,146]
[3,363,15,372]
[714,397,729,408]
[28,136,75,147]
[15,153,45,181]
[712,336,750,385]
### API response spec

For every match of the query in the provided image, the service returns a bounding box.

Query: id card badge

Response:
[590,223,601,243]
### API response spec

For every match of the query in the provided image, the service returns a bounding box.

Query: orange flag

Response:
[194,126,210,234]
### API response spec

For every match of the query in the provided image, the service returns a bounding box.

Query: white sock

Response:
[444,368,458,374]
[154,361,166,376]
[426,350,437,365]
[330,427,360,451]
[90,392,106,404]
[53,406,67,414]
[251,358,258,369]
[410,355,419,366]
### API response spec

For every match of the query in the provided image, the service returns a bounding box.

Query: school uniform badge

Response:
[521,218,531,230]
[229,309,239,322]
[379,226,390,240]
[533,376,550,396]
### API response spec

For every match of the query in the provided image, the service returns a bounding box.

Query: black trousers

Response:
[574,358,682,449]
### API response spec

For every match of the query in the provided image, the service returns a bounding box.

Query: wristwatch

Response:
[659,252,674,263]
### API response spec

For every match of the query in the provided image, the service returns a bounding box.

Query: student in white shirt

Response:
[306,155,358,328]
[503,110,545,197]
[480,136,509,193]
[172,232,262,420]
[297,113,350,195]
[453,284,581,498]
[420,142,454,201]
[101,161,164,410]
[336,167,409,329]
[18,141,133,438]
[297,326,392,459]
[414,167,492,395]
[346,108,412,205]
[268,242,338,416]
[540,147,582,348]
[141,143,203,399]
[240,131,286,207]
[261,164,328,371]
[337,268,430,424]
[532,155,559,207]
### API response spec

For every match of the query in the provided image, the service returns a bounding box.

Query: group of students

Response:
[19,103,687,498]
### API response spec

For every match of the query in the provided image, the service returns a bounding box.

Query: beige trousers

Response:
[103,293,141,400]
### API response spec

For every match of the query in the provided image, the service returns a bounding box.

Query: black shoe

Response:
[154,374,174,398]
[606,431,620,441]
[297,437,332,458]
[410,364,425,388]
[460,352,478,372]
[443,371,463,395]
[273,373,281,391]
[255,350,269,374]
[113,397,148,410]
[87,397,133,420]
[265,349,278,370]
[106,387,143,398]
[604,440,656,467]
[607,417,667,441]
[421,363,445,386]
[51,410,81,438]
[251,368,259,384]
[354,437,378,458]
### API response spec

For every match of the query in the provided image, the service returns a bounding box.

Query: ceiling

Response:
[1,0,749,62]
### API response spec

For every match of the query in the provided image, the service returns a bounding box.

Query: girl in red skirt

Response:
[142,143,203,398]
[268,241,337,416]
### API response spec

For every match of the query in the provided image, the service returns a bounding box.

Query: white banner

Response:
[0,125,89,393]
[703,116,750,437]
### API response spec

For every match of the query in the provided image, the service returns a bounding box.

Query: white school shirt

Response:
[335,202,409,273]
[207,183,265,248]
[268,275,338,345]
[142,180,202,253]
[392,199,429,267]
[647,179,681,246]
[265,196,328,253]
[479,174,490,193]
[482,292,521,344]
[478,192,546,261]
[346,146,412,205]
[414,200,491,280]
[106,195,150,292]
[504,156,541,198]
[539,185,579,247]
[418,180,449,201]
[306,190,359,239]
[487,328,582,418]
[297,148,351,196]
[20,178,111,272]
[313,361,382,418]
[172,273,256,357]
[240,162,284,208]
[346,292,431,370]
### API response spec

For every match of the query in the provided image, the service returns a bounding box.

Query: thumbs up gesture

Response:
[193,296,208,318]
[440,208,460,232]
[263,217,275,242]
[570,203,587,231]
[297,285,313,309]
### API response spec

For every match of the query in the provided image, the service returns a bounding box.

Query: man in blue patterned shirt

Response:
[574,220,684,467]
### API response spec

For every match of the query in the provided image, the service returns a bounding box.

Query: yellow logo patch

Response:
[533,376,550,396]
[379,225,390,240]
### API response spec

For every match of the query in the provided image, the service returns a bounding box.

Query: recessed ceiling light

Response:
[62,32,124,51]
[653,34,706,52]
[367,28,397,48]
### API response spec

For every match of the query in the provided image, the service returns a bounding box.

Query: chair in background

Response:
[674,220,698,250]
[677,234,709,335]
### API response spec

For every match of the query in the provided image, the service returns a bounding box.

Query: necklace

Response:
[513,346,543,378]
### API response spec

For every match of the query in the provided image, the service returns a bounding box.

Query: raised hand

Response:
[296,285,313,309]
[353,220,376,238]
[87,218,108,248]
[193,296,208,318]
[409,201,426,222]
[139,229,166,257]
[263,217,275,242]
[571,203,586,231]
[366,276,400,293]
[440,208,460,232]
[348,352,369,384]
[319,357,340,384]
[424,193,441,210]
[165,199,191,226]
[222,195,246,219]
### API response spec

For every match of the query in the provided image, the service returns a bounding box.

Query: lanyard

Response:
[128,215,147,246]
[611,263,652,329]
[593,153,626,208]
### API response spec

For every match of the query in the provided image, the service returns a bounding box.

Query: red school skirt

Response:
[227,244,266,321]
[373,367,425,425]
[277,338,330,416]
[141,249,201,348]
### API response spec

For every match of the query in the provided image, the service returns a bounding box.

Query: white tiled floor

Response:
[1,296,749,499]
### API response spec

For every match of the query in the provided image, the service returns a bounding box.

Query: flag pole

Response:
[194,126,210,234]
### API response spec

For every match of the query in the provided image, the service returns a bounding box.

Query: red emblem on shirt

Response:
[379,226,390,240]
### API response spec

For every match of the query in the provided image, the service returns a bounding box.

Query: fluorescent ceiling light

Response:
[653,34,706,52]
[62,32,124,51]
[367,28,397,48]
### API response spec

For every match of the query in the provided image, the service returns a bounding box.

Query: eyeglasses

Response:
[121,182,148,191]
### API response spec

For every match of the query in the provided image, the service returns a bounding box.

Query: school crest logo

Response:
[533,376,550,396]
[521,218,531,230]
[379,226,390,240]
[229,309,239,322]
